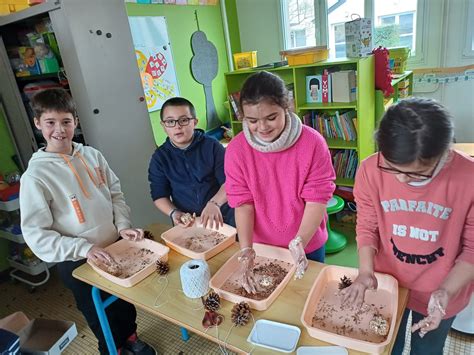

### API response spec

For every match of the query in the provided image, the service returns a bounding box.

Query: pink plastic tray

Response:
[160,219,236,260]
[88,238,169,288]
[209,243,296,311]
[301,265,398,354]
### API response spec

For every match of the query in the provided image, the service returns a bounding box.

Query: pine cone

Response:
[204,291,221,312]
[338,275,353,290]
[155,260,169,275]
[231,302,251,326]
[144,230,154,240]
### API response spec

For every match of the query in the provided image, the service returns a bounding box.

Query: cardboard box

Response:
[345,17,373,57]
[331,70,357,102]
[0,312,77,354]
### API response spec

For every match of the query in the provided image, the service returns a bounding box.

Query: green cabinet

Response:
[224,57,376,187]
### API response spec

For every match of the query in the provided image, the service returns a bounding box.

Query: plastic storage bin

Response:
[209,243,296,311]
[388,47,410,74]
[233,51,257,70]
[88,238,169,288]
[280,46,329,66]
[160,219,236,260]
[301,265,398,354]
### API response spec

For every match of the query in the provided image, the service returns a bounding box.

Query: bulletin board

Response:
[128,16,180,112]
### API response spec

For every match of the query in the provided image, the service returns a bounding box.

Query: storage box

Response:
[209,243,296,311]
[160,218,236,260]
[301,265,398,354]
[345,17,373,57]
[0,312,77,354]
[331,70,356,102]
[280,46,329,66]
[233,51,257,70]
[388,47,410,74]
[88,238,169,288]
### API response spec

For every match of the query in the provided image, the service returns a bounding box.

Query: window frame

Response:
[463,0,474,58]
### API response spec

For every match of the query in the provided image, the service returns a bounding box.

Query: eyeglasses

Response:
[377,153,440,180]
[161,117,194,128]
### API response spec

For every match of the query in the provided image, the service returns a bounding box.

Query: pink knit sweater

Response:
[224,126,336,252]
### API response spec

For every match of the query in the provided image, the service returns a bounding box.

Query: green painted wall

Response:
[126,3,231,145]
[224,0,241,55]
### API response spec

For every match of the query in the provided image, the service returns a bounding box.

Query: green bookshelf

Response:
[224,57,376,187]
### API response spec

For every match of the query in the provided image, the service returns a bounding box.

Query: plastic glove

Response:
[237,247,260,294]
[172,210,196,228]
[288,236,308,279]
[411,289,449,338]
[119,228,144,241]
[87,245,115,265]
[200,201,223,230]
[340,272,378,308]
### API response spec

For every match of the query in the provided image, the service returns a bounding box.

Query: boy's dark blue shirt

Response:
[148,129,234,225]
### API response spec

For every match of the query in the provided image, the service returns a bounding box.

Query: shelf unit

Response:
[375,71,413,128]
[0,198,50,291]
[224,57,375,187]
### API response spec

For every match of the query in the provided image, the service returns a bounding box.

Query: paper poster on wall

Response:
[128,16,180,112]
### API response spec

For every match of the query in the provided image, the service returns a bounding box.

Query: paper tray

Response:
[209,243,296,311]
[88,238,169,288]
[160,219,236,260]
[301,265,398,354]
[247,319,301,353]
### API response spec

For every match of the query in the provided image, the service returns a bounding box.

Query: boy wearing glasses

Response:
[341,98,473,355]
[148,97,234,229]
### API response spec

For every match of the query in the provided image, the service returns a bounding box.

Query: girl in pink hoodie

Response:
[342,98,474,355]
[224,71,335,294]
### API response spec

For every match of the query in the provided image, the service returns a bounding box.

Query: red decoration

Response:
[372,46,394,97]
[145,52,168,79]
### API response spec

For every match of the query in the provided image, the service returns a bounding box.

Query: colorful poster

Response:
[128,16,180,112]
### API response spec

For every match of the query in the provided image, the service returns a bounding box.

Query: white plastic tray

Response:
[247,319,301,353]
[297,346,348,354]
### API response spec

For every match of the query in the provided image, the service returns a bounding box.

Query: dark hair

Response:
[160,97,196,120]
[31,88,77,118]
[376,97,454,165]
[309,78,320,89]
[239,71,289,112]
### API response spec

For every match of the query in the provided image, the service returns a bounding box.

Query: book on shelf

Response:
[303,110,357,141]
[331,149,358,179]
[228,91,240,120]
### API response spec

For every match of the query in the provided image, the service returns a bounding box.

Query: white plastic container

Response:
[247,319,301,353]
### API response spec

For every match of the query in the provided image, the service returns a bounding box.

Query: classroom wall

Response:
[235,0,283,65]
[125,3,232,145]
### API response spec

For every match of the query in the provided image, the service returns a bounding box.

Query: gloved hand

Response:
[288,236,308,279]
[411,289,449,338]
[237,247,260,294]
[201,201,223,230]
[172,210,196,228]
[119,228,144,241]
[340,272,378,308]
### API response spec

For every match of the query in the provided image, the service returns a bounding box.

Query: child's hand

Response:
[172,211,196,228]
[288,236,308,279]
[411,289,449,337]
[87,246,115,265]
[201,201,224,230]
[237,247,261,294]
[340,272,378,308]
[119,228,144,241]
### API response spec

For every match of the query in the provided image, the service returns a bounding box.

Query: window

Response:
[464,0,474,57]
[281,0,316,49]
[376,11,416,53]
[333,23,346,58]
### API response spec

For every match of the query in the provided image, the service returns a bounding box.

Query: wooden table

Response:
[73,223,409,354]
[453,143,474,157]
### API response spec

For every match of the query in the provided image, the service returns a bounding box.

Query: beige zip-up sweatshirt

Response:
[20,143,131,262]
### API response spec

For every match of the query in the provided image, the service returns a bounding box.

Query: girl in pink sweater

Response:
[224,71,335,294]
[342,98,474,355]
